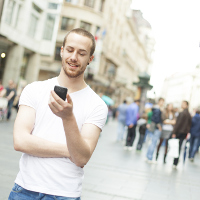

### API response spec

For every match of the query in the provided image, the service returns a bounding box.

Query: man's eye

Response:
[80,53,85,56]
[67,49,73,52]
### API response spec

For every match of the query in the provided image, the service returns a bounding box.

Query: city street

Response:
[1,111,200,200]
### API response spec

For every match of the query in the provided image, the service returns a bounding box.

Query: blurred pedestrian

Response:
[124,99,140,150]
[136,113,147,151]
[0,80,17,120]
[156,103,176,163]
[172,101,191,168]
[116,100,128,142]
[188,108,200,162]
[146,98,165,162]
[0,79,4,93]
[174,107,179,118]
[144,106,153,142]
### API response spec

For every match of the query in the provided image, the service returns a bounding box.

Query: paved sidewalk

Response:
[1,114,200,200]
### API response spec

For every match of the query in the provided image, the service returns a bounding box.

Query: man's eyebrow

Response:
[66,46,87,53]
[79,49,87,53]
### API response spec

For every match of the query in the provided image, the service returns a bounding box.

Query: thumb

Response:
[66,93,73,105]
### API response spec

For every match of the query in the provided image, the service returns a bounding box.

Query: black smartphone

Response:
[54,85,68,101]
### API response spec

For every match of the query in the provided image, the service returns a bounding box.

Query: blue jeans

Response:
[146,129,161,160]
[143,129,153,143]
[8,183,81,200]
[189,135,200,158]
[117,121,126,141]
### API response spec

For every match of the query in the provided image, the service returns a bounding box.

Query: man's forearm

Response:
[14,133,70,158]
[62,115,91,167]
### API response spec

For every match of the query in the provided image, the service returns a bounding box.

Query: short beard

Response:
[62,59,86,78]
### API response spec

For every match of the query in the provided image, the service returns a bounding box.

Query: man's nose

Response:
[70,52,78,62]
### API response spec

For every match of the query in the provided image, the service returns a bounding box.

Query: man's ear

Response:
[60,46,63,58]
[88,55,94,64]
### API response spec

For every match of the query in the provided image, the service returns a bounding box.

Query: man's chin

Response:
[64,70,84,79]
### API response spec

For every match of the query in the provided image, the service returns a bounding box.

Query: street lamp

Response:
[133,72,153,115]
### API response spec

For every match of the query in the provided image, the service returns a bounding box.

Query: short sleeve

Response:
[19,82,38,110]
[84,103,108,131]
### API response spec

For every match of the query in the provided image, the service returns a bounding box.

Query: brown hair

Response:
[165,104,175,119]
[62,28,96,56]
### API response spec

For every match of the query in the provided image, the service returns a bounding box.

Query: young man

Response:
[9,28,108,199]
[146,97,165,162]
[124,99,140,150]
[172,101,191,168]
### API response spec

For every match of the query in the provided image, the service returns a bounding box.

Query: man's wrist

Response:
[62,113,74,122]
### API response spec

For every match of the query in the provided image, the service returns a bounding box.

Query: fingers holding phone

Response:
[48,86,73,119]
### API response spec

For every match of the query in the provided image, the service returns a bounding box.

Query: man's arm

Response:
[13,105,70,158]
[7,90,15,101]
[49,91,102,167]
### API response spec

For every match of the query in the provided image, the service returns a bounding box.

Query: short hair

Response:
[196,109,200,114]
[183,100,189,106]
[62,28,96,56]
[123,100,127,104]
[158,97,164,102]
[134,99,140,103]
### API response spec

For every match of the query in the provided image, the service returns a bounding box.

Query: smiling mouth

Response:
[68,63,79,67]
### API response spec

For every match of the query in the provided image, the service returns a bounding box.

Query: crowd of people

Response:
[114,98,200,168]
[0,79,20,121]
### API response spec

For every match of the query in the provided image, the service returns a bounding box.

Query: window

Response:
[99,0,105,12]
[15,4,21,28]
[5,0,15,25]
[48,3,58,9]
[27,4,42,38]
[61,17,75,31]
[43,14,56,40]
[80,21,91,32]
[55,47,61,61]
[84,0,95,8]
[65,0,79,4]
[27,14,38,38]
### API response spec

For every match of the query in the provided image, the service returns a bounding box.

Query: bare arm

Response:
[7,91,15,101]
[13,105,70,158]
[49,91,101,167]
[0,89,6,97]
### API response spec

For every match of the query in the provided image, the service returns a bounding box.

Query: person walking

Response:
[188,108,200,162]
[124,99,140,150]
[0,79,3,93]
[0,80,16,120]
[156,103,176,163]
[8,28,108,200]
[136,113,147,151]
[146,98,165,162]
[116,100,128,142]
[172,101,191,168]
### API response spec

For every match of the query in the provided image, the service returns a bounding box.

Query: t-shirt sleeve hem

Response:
[83,121,105,131]
[18,103,36,110]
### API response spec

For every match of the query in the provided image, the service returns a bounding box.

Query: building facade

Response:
[161,66,200,111]
[0,0,62,86]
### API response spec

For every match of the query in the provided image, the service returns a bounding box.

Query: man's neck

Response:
[57,72,87,94]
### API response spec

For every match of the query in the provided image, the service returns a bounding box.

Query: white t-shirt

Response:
[15,77,108,197]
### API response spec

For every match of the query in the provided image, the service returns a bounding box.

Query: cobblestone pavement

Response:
[1,112,200,200]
